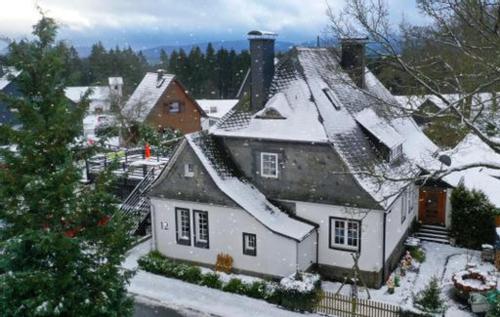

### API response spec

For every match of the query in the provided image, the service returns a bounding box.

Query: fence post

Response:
[351,297,356,317]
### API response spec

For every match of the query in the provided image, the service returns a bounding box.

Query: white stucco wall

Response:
[151,198,305,278]
[293,201,384,273]
[384,184,418,261]
[297,232,317,271]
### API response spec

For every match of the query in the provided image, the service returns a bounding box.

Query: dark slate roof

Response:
[212,47,439,208]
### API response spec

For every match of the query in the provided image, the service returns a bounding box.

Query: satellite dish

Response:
[438,154,452,167]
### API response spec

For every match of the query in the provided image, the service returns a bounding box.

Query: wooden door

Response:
[418,188,446,226]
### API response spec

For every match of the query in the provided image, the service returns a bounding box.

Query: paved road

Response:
[134,301,187,317]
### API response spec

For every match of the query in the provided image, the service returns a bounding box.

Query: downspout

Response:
[316,230,319,268]
[382,211,387,284]
[150,198,157,250]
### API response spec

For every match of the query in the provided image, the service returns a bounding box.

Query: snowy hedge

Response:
[138,251,322,312]
[450,184,497,249]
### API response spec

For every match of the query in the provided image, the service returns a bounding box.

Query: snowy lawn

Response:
[322,241,498,316]
[123,239,323,317]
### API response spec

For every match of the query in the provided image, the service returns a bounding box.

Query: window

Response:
[390,144,403,162]
[409,187,416,214]
[168,101,181,113]
[243,233,257,256]
[209,106,217,113]
[322,87,341,110]
[329,218,360,251]
[184,163,194,177]
[260,152,278,178]
[401,189,408,223]
[175,208,191,245]
[194,210,209,248]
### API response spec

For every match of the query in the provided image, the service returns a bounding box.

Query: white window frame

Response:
[193,210,209,248]
[401,189,408,223]
[390,144,403,162]
[260,152,279,179]
[175,208,191,246]
[169,101,181,113]
[184,163,194,177]
[329,218,360,251]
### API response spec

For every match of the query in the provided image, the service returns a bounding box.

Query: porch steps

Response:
[416,225,450,244]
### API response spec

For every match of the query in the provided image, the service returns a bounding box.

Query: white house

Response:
[65,77,123,114]
[196,99,239,129]
[146,32,442,288]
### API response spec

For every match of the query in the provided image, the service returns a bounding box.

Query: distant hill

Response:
[139,40,296,64]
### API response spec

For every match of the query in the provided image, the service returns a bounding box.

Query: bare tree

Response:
[327,0,500,158]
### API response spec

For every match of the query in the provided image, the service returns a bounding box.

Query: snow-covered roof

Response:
[443,133,500,208]
[211,80,328,143]
[0,67,21,90]
[108,77,123,86]
[212,47,436,207]
[122,72,175,122]
[355,108,404,149]
[185,133,315,241]
[196,99,239,119]
[396,92,500,134]
[65,86,111,103]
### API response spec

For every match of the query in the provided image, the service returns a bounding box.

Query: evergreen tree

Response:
[414,276,444,313]
[0,16,134,316]
[159,48,169,71]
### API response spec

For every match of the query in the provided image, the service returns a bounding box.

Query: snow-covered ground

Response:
[124,240,497,316]
[322,241,498,316]
[123,239,323,317]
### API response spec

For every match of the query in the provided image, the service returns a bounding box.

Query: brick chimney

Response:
[340,38,368,89]
[248,30,277,112]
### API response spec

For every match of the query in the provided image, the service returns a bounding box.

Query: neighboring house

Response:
[196,99,239,129]
[147,31,442,288]
[122,71,207,137]
[0,66,22,127]
[395,93,500,135]
[65,77,123,114]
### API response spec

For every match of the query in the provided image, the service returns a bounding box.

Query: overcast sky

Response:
[0,0,425,49]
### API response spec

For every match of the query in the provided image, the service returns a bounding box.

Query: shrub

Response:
[181,266,202,284]
[409,247,426,263]
[245,281,269,299]
[414,276,444,313]
[450,184,497,249]
[200,272,223,289]
[223,278,247,294]
[137,251,169,274]
[275,272,322,312]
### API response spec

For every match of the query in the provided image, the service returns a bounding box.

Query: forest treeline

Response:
[27,42,251,99]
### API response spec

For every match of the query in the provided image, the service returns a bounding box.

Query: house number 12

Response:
[160,222,169,230]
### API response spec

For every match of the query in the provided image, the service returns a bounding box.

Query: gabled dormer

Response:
[354,108,404,163]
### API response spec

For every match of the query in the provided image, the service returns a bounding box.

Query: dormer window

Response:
[389,144,403,162]
[209,106,217,113]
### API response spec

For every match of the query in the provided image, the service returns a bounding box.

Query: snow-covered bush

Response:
[222,278,247,294]
[245,281,270,299]
[414,276,445,313]
[275,272,322,312]
[450,184,497,249]
[200,272,223,289]
[138,253,324,312]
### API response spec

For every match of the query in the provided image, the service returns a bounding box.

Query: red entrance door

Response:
[418,188,446,226]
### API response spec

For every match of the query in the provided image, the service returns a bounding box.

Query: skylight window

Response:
[322,88,341,110]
